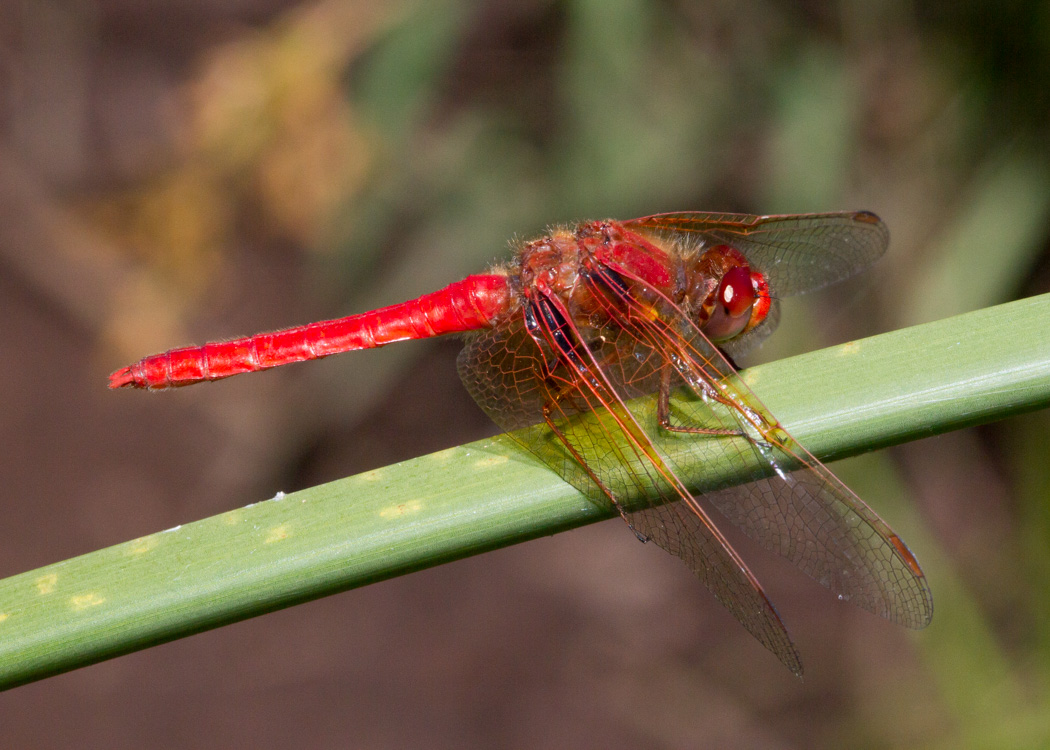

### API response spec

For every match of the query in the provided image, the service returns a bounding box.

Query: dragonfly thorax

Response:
[517,230,584,298]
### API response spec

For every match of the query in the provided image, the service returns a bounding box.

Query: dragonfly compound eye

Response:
[703,265,757,342]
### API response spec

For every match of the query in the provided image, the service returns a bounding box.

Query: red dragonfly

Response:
[110,211,932,675]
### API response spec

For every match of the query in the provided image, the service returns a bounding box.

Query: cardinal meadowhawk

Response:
[110,210,932,675]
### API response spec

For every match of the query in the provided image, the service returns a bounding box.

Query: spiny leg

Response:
[656,366,747,437]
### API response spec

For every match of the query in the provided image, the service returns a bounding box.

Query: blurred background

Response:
[2,0,1050,746]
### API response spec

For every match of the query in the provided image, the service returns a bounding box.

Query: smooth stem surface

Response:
[2,294,1050,690]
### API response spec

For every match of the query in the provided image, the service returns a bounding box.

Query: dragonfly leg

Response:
[656,367,746,437]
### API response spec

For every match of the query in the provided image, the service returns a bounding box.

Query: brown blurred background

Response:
[3,0,1050,746]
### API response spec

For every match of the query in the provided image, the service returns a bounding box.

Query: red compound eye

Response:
[704,266,757,341]
[720,266,756,316]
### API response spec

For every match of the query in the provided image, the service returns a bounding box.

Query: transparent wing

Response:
[458,301,804,675]
[588,258,932,629]
[456,245,930,674]
[625,211,889,296]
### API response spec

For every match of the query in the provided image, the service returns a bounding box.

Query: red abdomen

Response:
[109,274,512,389]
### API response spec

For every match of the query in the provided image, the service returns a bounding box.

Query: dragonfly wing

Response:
[457,318,552,432]
[594,262,933,630]
[629,500,805,675]
[655,364,933,628]
[457,245,931,673]
[550,390,804,675]
[701,463,933,628]
[457,303,805,675]
[628,211,886,357]
[625,211,889,296]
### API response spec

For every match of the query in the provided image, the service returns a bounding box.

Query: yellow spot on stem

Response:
[127,537,159,556]
[70,593,105,610]
[264,524,291,543]
[36,573,58,595]
[224,510,243,526]
[839,341,860,355]
[379,500,422,519]
[0,613,9,624]
[474,455,508,469]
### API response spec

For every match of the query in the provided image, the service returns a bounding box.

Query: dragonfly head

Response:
[692,245,773,343]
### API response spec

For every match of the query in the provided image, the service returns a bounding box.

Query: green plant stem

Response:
[2,294,1050,690]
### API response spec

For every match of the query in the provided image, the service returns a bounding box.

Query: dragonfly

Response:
[110,210,933,675]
